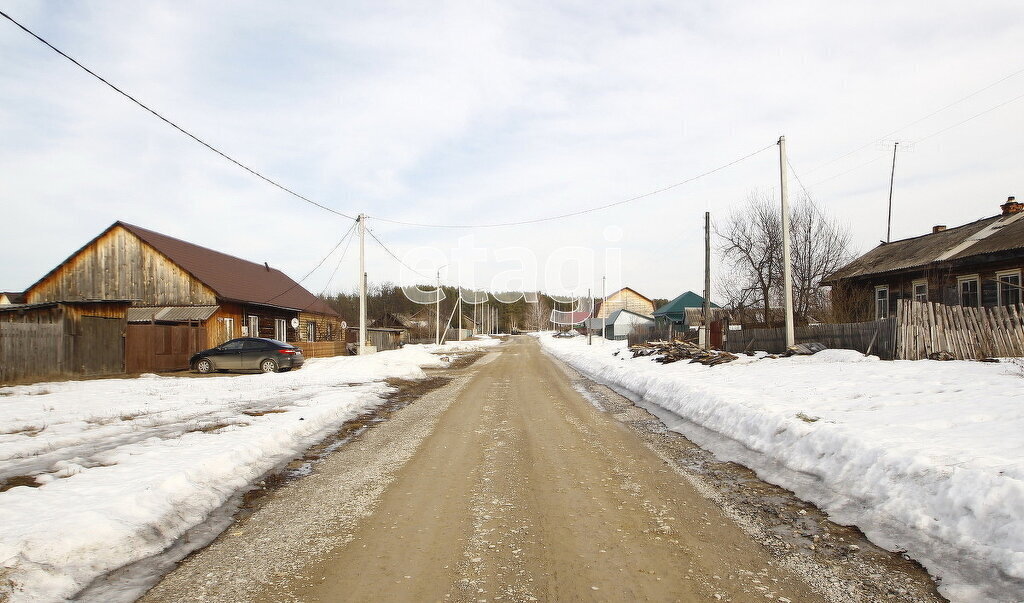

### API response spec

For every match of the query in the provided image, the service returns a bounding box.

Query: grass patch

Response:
[796,412,821,423]
[0,424,44,437]
[243,409,288,417]
[0,475,41,493]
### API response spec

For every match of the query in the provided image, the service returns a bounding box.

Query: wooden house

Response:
[594,287,655,319]
[823,196,1024,320]
[0,292,26,305]
[24,222,345,366]
[653,291,723,328]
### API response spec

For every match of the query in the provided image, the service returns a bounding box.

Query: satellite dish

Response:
[290,318,299,328]
[341,321,348,330]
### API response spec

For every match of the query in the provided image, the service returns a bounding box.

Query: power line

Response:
[805,65,1024,176]
[300,221,359,311]
[264,219,358,304]
[369,143,776,228]
[786,158,812,200]
[0,8,356,220]
[914,91,1024,144]
[365,225,431,279]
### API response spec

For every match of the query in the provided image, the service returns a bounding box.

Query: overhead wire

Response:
[263,218,358,304]
[804,65,1024,176]
[364,225,431,280]
[299,220,359,310]
[368,143,777,228]
[0,8,356,220]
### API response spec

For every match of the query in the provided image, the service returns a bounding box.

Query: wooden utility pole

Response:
[588,288,592,345]
[703,211,712,350]
[778,136,796,348]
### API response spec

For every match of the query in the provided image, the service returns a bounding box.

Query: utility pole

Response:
[778,136,796,348]
[588,288,592,345]
[458,291,463,341]
[601,276,607,342]
[886,142,899,243]
[703,211,712,350]
[358,214,367,355]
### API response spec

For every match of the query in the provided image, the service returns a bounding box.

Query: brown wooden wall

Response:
[597,289,655,318]
[26,226,217,306]
[126,324,206,372]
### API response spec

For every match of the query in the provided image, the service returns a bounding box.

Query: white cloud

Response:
[1,0,1021,302]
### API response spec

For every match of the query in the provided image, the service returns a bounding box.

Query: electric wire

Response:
[0,9,356,220]
[368,143,776,228]
[786,158,813,201]
[299,221,359,311]
[913,91,1024,144]
[804,65,1024,176]
[364,225,431,280]
[263,219,358,304]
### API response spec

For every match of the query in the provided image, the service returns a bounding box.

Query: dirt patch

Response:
[233,377,453,520]
[242,409,288,417]
[0,425,44,437]
[0,475,40,493]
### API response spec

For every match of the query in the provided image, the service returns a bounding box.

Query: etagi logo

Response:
[398,227,624,313]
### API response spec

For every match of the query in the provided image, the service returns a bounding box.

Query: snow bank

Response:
[0,344,480,601]
[536,333,1024,602]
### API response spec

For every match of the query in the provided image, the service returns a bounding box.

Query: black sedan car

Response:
[190,338,304,374]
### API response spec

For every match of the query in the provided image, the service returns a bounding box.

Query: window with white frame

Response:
[875,285,889,319]
[912,279,928,303]
[274,318,287,342]
[306,320,317,343]
[997,270,1021,307]
[247,315,259,338]
[222,317,235,342]
[958,275,980,308]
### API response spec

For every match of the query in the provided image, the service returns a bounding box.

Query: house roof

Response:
[127,305,220,323]
[584,309,654,329]
[0,292,26,304]
[116,222,338,316]
[653,291,720,317]
[823,211,1024,283]
[606,287,653,303]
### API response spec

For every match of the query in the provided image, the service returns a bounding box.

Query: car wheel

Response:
[260,358,279,373]
[194,358,213,374]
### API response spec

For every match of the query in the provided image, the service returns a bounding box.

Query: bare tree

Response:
[716,191,783,326]
[717,190,853,326]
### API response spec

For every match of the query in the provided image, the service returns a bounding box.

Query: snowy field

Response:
[536,332,1024,602]
[0,338,499,602]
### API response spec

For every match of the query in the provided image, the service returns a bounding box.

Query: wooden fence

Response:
[125,324,206,373]
[895,299,1024,360]
[725,318,898,360]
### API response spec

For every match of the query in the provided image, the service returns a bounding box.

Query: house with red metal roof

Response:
[24,221,344,360]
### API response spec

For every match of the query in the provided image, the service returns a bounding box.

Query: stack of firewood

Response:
[629,341,739,366]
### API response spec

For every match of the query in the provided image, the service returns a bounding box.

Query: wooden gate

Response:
[126,324,207,373]
[76,316,125,376]
[0,323,63,383]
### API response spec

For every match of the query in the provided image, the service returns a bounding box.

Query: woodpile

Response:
[630,340,739,366]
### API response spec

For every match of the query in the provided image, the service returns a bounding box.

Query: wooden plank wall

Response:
[725,318,897,359]
[895,299,1024,360]
[125,324,206,373]
[0,322,63,383]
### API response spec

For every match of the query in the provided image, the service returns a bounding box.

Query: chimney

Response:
[1001,196,1022,216]
[932,225,947,233]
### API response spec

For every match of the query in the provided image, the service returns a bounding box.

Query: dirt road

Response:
[142,337,941,602]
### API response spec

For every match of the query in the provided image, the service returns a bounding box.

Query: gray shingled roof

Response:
[824,212,1024,283]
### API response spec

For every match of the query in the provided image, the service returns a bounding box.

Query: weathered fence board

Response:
[722,318,897,359]
[0,323,63,382]
[895,299,1024,360]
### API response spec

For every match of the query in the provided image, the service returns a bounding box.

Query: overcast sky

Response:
[2,0,1022,302]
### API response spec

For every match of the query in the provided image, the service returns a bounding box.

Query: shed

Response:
[585,309,654,340]
[0,300,129,384]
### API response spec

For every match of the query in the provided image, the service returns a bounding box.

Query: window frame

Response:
[874,285,889,319]
[912,279,928,303]
[306,320,317,343]
[274,318,287,342]
[996,269,1022,307]
[247,315,259,338]
[957,274,980,308]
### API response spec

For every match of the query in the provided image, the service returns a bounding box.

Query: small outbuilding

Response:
[585,309,654,340]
